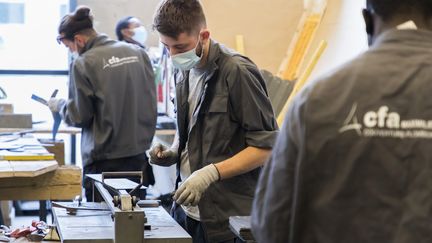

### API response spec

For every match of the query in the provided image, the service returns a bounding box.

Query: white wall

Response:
[306,0,367,81]
[76,0,161,46]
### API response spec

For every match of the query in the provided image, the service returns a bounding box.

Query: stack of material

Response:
[0,135,81,201]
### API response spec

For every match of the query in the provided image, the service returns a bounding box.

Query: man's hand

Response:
[48,98,66,113]
[148,143,178,167]
[174,164,220,206]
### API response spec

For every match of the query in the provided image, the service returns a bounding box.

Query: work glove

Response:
[48,98,66,113]
[174,164,220,206]
[148,143,178,167]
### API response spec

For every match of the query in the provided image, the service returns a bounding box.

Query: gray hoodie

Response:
[252,29,432,243]
[61,34,156,167]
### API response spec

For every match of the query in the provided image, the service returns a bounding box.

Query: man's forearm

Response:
[214,146,272,180]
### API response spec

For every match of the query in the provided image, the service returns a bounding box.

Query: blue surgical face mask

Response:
[171,39,203,71]
[131,26,148,46]
[69,51,79,61]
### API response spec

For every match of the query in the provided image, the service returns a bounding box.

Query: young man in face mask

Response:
[252,0,432,242]
[51,6,157,201]
[148,0,278,242]
[115,16,148,49]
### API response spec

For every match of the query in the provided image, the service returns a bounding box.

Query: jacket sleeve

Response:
[227,59,279,149]
[251,86,308,243]
[60,59,95,127]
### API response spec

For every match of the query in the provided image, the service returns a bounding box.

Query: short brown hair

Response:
[58,6,94,40]
[153,0,206,39]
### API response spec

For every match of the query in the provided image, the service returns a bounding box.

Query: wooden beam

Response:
[277,0,327,80]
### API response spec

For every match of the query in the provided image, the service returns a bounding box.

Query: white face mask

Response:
[131,26,148,46]
[171,39,203,71]
[70,51,79,60]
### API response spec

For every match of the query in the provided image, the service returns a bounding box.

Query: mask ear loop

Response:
[195,31,205,58]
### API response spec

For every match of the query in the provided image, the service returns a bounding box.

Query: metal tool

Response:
[95,178,146,243]
[52,201,111,215]
[49,90,61,141]
[31,89,61,140]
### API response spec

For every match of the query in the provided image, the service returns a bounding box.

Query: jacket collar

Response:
[80,34,110,54]
[373,29,432,49]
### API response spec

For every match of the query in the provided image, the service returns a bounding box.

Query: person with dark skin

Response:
[252,0,432,242]
[148,0,278,242]
[50,6,157,201]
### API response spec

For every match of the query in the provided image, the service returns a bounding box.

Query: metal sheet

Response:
[86,174,146,190]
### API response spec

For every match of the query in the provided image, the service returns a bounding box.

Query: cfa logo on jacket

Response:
[102,55,139,69]
[339,103,432,139]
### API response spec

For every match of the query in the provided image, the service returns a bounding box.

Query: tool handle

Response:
[51,89,59,98]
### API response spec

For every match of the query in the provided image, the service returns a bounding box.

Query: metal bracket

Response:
[95,181,146,243]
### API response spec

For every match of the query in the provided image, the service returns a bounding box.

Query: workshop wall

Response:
[76,0,367,76]
[306,0,367,81]
[75,0,161,47]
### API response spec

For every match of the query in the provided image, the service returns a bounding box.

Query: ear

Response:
[74,35,86,49]
[362,9,374,35]
[199,29,210,42]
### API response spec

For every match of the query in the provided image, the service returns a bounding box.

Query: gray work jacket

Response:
[61,34,157,167]
[252,29,432,243]
[174,40,278,242]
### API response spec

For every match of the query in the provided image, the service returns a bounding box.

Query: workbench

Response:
[0,135,82,222]
[52,205,191,243]
[1,123,176,166]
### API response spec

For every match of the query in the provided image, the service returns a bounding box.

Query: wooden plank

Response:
[277,0,327,80]
[11,160,58,177]
[0,160,58,178]
[0,166,82,200]
[235,34,245,55]
[0,184,82,200]
[0,165,81,187]
[39,139,65,165]
[0,114,32,128]
[0,161,13,178]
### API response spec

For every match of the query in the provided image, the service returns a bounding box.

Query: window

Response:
[0,2,24,24]
[0,0,70,71]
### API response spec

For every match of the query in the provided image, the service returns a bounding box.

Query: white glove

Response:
[148,143,178,167]
[174,164,220,206]
[48,98,66,113]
